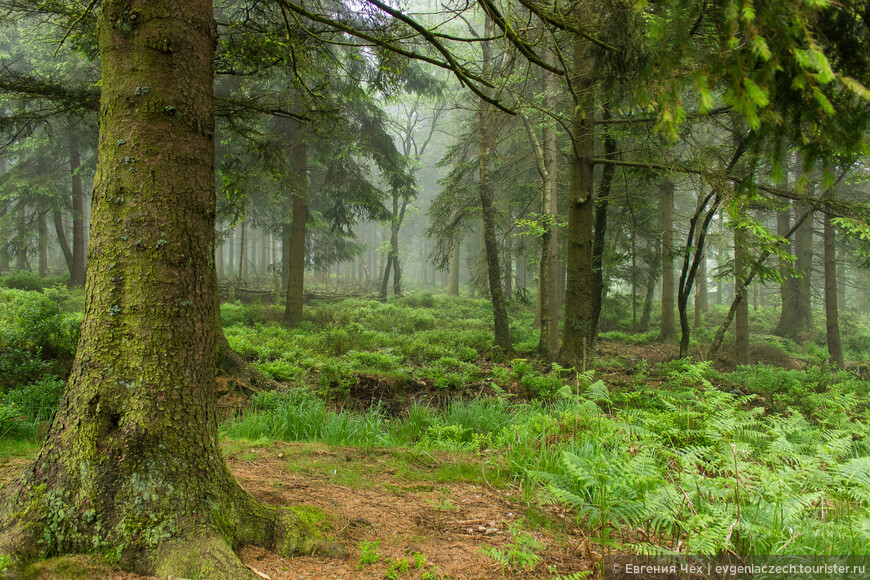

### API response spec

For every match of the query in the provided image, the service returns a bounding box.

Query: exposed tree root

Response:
[216,332,281,395]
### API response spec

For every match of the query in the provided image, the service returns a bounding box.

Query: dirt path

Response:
[1,441,593,580]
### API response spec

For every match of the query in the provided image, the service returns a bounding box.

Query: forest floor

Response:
[0,440,592,580]
[0,337,813,580]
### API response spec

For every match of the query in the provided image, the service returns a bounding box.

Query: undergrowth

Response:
[4,289,870,559]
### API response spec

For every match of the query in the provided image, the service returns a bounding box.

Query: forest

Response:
[1,0,870,578]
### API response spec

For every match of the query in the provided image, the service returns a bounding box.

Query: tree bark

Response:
[559,33,596,370]
[54,211,74,274]
[0,2,326,575]
[520,84,558,358]
[659,179,676,341]
[283,118,308,326]
[824,210,844,368]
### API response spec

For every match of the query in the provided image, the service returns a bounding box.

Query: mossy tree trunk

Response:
[0,1,324,576]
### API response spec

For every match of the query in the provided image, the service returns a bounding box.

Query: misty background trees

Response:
[1,0,868,369]
[0,0,870,575]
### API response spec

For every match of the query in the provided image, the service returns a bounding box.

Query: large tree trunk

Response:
[559,34,596,370]
[824,210,844,368]
[0,2,325,575]
[283,118,308,326]
[659,179,676,341]
[479,16,511,352]
[69,128,87,287]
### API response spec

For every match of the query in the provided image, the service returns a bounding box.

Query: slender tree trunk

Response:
[239,213,248,284]
[707,200,820,360]
[794,204,814,337]
[478,16,511,352]
[631,236,637,331]
[735,222,750,361]
[227,226,235,280]
[283,119,308,326]
[0,1,323,574]
[678,190,720,358]
[263,231,270,285]
[54,211,74,276]
[379,248,393,298]
[639,241,659,332]
[504,216,512,302]
[38,210,48,277]
[824,210,844,368]
[773,203,797,336]
[522,50,559,358]
[15,201,28,271]
[448,231,460,296]
[694,249,707,328]
[659,179,676,341]
[540,47,559,357]
[69,129,87,286]
[0,227,8,274]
